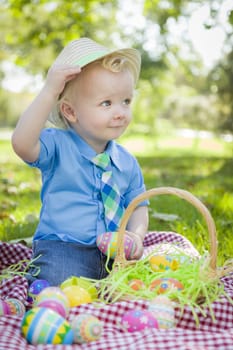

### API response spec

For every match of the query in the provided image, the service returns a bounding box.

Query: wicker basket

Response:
[97,187,233,309]
[113,187,220,274]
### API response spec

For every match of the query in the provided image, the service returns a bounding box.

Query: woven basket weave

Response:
[113,187,218,272]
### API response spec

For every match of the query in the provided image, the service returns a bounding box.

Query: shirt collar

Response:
[68,128,122,171]
[105,141,122,171]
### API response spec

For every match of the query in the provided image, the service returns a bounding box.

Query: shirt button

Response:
[97,172,102,179]
[97,192,101,200]
[100,213,105,220]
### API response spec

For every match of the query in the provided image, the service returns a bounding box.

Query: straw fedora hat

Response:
[48,37,141,128]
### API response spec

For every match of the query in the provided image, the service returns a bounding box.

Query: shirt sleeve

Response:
[25,128,57,172]
[124,157,149,208]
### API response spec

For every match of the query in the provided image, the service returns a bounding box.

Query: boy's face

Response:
[63,63,134,153]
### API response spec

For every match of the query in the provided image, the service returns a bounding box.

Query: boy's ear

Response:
[59,101,77,123]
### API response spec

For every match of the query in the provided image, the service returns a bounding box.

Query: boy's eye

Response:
[101,100,111,107]
[123,98,131,105]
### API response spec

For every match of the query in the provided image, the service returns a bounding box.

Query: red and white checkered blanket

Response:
[1,232,233,350]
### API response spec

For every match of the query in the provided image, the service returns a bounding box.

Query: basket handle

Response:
[115,187,217,271]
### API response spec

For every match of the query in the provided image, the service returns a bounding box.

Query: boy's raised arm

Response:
[11,65,81,163]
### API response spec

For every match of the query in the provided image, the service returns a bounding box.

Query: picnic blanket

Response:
[1,231,233,350]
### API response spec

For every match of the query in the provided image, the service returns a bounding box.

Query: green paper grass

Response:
[0,255,41,282]
[93,245,233,326]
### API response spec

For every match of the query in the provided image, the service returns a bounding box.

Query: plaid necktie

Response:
[92,153,124,231]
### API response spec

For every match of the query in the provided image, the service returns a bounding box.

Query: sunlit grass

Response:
[120,134,233,264]
[120,132,232,158]
[0,140,41,240]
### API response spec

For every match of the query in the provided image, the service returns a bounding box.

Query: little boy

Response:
[12,38,149,285]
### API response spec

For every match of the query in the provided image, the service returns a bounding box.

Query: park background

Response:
[0,0,232,263]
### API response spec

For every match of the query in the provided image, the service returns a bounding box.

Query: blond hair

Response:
[101,53,137,82]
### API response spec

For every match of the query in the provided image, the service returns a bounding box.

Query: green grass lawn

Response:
[0,134,232,265]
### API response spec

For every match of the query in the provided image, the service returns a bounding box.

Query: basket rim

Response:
[114,187,217,271]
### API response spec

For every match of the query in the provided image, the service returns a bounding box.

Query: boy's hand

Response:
[45,64,81,98]
[125,230,144,260]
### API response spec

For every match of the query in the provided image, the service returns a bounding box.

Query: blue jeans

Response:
[26,240,113,286]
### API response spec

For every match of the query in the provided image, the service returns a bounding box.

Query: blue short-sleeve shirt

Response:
[27,128,148,246]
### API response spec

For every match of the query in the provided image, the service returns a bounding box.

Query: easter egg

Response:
[60,276,98,300]
[21,307,74,345]
[6,298,25,315]
[62,285,92,307]
[96,231,136,259]
[149,255,179,272]
[34,287,70,317]
[27,279,50,303]
[71,314,102,344]
[0,299,25,317]
[121,310,159,332]
[0,299,11,316]
[128,279,145,291]
[35,299,67,318]
[150,278,184,294]
[148,296,175,329]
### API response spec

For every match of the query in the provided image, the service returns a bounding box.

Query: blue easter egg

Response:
[21,307,73,344]
[27,279,50,303]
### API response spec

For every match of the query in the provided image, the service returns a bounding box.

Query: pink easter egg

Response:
[34,287,70,317]
[121,310,159,332]
[96,231,136,259]
[35,299,67,318]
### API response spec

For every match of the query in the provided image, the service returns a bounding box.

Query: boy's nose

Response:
[113,113,125,120]
[113,106,127,120]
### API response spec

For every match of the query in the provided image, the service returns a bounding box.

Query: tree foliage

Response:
[142,0,233,134]
[208,50,233,133]
[1,0,118,74]
[0,0,232,133]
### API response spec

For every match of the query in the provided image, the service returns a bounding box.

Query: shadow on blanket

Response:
[0,232,233,350]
